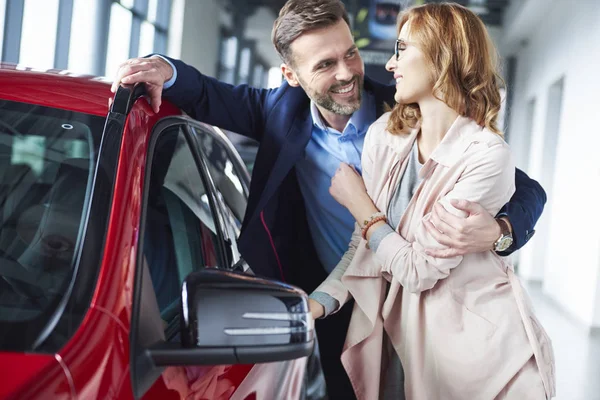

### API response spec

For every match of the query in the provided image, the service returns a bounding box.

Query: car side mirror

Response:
[147,268,314,366]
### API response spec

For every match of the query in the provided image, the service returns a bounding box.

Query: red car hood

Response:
[0,352,66,398]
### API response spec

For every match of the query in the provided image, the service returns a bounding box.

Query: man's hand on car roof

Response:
[110,56,174,113]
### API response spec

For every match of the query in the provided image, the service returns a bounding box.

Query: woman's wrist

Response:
[350,197,379,225]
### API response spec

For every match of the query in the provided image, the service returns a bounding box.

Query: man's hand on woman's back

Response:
[110,56,174,113]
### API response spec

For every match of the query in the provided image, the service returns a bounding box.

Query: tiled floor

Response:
[526,282,600,400]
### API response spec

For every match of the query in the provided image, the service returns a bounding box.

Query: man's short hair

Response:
[272,0,351,65]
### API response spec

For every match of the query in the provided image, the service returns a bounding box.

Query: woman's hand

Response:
[330,163,379,223]
[308,298,325,320]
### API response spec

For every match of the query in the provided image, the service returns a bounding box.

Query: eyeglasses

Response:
[394,39,406,61]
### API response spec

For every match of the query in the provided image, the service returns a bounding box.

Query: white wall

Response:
[502,0,600,329]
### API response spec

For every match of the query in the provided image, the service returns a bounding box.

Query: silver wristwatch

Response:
[494,218,513,252]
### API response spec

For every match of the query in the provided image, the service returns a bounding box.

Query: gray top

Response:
[369,141,423,252]
[309,141,423,316]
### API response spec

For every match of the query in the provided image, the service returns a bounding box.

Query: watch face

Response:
[496,236,513,252]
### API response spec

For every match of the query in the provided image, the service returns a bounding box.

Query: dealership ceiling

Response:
[230,0,510,26]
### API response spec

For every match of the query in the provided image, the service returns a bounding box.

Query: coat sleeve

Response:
[495,168,546,255]
[160,56,275,143]
[311,224,361,313]
[374,141,516,293]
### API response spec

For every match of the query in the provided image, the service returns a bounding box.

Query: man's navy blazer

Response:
[163,57,546,291]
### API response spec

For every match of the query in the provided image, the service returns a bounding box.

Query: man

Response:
[111,1,546,398]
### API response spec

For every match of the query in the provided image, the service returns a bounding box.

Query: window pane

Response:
[155,32,167,55]
[194,126,246,226]
[148,0,158,22]
[120,0,134,9]
[138,21,155,56]
[253,64,264,88]
[0,100,104,352]
[268,67,283,88]
[218,36,237,84]
[68,0,100,74]
[0,0,6,56]
[19,0,60,69]
[105,3,132,78]
[156,0,171,29]
[166,0,183,58]
[238,48,251,84]
[144,127,220,315]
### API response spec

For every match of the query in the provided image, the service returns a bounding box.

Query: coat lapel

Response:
[250,110,313,223]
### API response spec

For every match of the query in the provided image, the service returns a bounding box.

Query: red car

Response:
[0,65,313,399]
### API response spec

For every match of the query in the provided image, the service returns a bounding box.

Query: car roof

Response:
[0,63,113,117]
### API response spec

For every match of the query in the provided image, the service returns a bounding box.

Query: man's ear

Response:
[281,63,300,87]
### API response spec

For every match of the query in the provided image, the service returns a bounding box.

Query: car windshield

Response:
[0,100,105,351]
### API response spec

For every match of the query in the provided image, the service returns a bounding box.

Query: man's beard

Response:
[301,75,364,116]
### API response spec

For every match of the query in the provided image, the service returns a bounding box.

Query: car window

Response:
[142,125,221,328]
[0,99,104,352]
[192,126,247,228]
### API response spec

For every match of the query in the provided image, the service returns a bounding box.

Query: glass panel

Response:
[0,100,104,352]
[253,64,264,88]
[144,126,220,315]
[0,0,6,56]
[268,67,283,88]
[138,20,155,56]
[156,0,171,29]
[19,0,60,69]
[68,0,100,74]
[166,0,183,58]
[238,47,251,85]
[218,36,237,84]
[120,0,134,9]
[155,32,167,55]
[105,3,132,78]
[194,126,246,226]
[147,0,158,22]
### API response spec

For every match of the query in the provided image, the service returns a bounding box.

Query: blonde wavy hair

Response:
[387,2,504,136]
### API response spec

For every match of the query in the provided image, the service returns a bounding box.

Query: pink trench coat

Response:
[315,114,556,400]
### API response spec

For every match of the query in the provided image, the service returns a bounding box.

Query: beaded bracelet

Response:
[361,211,385,229]
[361,215,388,240]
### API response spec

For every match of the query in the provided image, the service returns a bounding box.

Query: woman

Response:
[308,3,556,399]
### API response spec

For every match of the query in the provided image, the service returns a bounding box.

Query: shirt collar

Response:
[310,91,375,136]
[428,115,481,167]
[391,116,482,179]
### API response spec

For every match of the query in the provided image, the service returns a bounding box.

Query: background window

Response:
[19,0,60,69]
[238,47,251,85]
[138,20,155,57]
[105,2,133,78]
[68,0,101,74]
[218,35,238,85]
[252,64,264,88]
[0,0,6,57]
[147,0,158,22]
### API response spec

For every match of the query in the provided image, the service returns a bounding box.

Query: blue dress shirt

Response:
[295,92,376,272]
